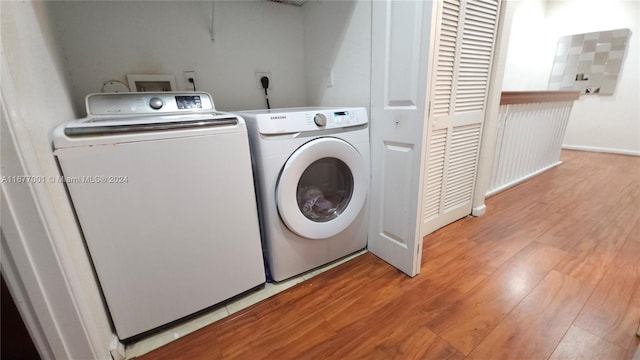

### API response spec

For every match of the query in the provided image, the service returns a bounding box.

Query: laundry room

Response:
[3,0,640,359]
[47,0,375,344]
[4,0,378,358]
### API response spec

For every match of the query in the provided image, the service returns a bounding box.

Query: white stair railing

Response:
[487,91,579,196]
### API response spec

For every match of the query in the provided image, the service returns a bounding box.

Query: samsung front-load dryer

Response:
[239,107,369,282]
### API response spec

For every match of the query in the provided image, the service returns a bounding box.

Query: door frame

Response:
[1,36,119,360]
[471,0,517,215]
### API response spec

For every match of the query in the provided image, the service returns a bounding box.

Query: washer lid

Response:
[276,137,368,239]
[52,112,245,150]
[62,113,238,137]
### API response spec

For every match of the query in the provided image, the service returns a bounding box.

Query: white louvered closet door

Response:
[422,0,501,236]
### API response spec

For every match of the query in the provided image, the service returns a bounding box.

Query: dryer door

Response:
[276,137,368,239]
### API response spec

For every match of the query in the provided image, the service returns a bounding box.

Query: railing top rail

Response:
[500,91,580,105]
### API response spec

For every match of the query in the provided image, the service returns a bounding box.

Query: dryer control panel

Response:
[241,107,368,135]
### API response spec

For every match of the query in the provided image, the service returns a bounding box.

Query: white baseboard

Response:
[562,145,640,156]
[471,204,486,217]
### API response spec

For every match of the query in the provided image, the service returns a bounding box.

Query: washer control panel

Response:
[86,92,214,116]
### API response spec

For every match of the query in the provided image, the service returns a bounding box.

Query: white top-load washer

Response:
[238,107,370,282]
[53,92,265,341]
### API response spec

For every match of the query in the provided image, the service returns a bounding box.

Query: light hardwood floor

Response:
[139,150,640,360]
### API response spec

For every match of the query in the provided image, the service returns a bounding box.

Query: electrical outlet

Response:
[255,72,271,90]
[183,71,197,91]
[327,70,334,88]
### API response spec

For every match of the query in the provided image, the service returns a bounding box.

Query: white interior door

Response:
[421,0,501,236]
[368,0,434,277]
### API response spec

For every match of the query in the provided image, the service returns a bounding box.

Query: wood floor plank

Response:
[316,267,409,332]
[537,215,596,250]
[467,201,543,245]
[422,224,495,284]
[411,252,495,322]
[427,241,567,355]
[548,325,627,360]
[306,297,464,360]
[138,253,391,360]
[218,313,336,359]
[137,329,224,360]
[421,234,479,274]
[464,202,564,270]
[544,152,634,217]
[216,254,395,332]
[211,256,400,359]
[466,270,591,360]
[556,152,639,222]
[554,253,609,289]
[573,234,640,349]
[561,206,638,267]
[425,252,495,293]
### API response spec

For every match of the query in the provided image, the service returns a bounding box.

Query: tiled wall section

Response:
[548,28,630,95]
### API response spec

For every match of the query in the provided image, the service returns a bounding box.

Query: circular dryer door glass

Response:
[296,158,353,222]
[277,137,368,240]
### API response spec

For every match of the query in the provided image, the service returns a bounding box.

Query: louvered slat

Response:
[432,0,460,117]
[423,128,448,220]
[444,123,481,210]
[454,0,498,114]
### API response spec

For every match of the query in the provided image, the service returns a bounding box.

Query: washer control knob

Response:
[314,113,327,127]
[149,97,164,110]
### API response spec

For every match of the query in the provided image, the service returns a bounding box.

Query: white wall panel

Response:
[45,1,307,113]
[303,1,371,109]
[502,0,640,155]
